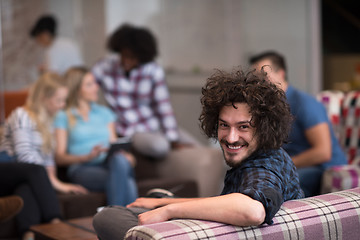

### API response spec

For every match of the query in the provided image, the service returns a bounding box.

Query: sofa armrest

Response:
[157,146,226,197]
[57,192,106,219]
[125,187,360,240]
[321,164,360,194]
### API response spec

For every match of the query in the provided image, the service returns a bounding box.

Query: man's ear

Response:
[278,69,287,81]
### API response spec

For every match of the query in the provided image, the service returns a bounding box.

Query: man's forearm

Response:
[138,193,265,226]
[292,147,331,168]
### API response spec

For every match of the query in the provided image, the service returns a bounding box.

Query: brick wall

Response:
[1,0,48,90]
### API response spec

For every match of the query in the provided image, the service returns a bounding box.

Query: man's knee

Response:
[132,132,170,158]
[93,206,139,240]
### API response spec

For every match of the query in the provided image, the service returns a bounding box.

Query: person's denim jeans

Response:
[68,153,138,206]
[297,166,324,197]
[0,151,16,163]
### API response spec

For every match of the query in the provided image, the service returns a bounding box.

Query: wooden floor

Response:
[30,217,97,240]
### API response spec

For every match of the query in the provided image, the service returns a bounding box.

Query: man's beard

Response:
[221,147,242,168]
[220,139,246,168]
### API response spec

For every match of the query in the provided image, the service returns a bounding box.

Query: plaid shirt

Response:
[221,148,304,225]
[92,56,179,141]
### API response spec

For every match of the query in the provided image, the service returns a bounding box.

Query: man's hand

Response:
[138,206,171,225]
[127,198,165,209]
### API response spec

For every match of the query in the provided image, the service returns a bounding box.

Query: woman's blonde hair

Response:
[25,72,66,153]
[63,66,89,127]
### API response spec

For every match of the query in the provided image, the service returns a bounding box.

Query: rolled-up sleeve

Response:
[242,187,283,224]
[237,164,284,225]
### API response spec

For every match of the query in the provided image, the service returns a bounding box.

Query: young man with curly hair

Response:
[92,68,304,240]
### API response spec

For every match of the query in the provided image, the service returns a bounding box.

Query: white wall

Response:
[105,0,321,94]
[105,0,321,144]
[49,0,106,67]
[106,0,161,34]
[105,0,243,73]
[238,0,321,94]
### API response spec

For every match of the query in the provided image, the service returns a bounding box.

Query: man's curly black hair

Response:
[107,24,158,64]
[199,68,292,152]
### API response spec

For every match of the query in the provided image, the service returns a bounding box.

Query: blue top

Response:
[283,86,347,169]
[54,103,116,165]
[221,148,304,225]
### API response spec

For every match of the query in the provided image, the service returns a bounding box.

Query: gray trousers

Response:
[93,206,149,240]
[132,132,170,159]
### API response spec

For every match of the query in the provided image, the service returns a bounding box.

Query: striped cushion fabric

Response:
[316,90,344,140]
[340,91,360,164]
[125,188,360,240]
[317,91,360,194]
[321,165,360,194]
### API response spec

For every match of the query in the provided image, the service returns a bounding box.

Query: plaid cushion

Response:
[317,91,360,194]
[316,90,344,140]
[340,91,360,164]
[321,165,360,194]
[125,188,360,240]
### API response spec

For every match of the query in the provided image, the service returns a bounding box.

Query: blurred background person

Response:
[29,15,84,75]
[54,67,137,206]
[0,72,87,195]
[92,24,182,160]
[0,163,62,240]
[250,51,347,197]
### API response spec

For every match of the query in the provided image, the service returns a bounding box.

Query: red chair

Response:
[2,89,28,118]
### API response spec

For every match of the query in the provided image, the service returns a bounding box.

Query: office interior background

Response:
[0,0,359,144]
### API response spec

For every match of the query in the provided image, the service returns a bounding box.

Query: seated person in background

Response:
[92,24,182,159]
[29,15,83,75]
[54,67,137,206]
[0,72,87,196]
[92,68,304,240]
[250,51,347,197]
[0,162,62,240]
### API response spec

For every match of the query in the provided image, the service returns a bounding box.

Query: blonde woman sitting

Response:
[0,72,87,240]
[54,67,137,206]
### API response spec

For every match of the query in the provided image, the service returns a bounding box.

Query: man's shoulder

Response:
[92,55,120,75]
[141,61,163,70]
[245,148,291,167]
[288,86,318,103]
[48,37,82,61]
[137,62,165,81]
[288,86,325,112]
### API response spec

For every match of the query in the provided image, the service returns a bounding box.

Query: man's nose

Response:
[226,128,238,143]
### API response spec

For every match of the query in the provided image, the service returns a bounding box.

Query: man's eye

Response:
[239,125,249,129]
[219,123,228,128]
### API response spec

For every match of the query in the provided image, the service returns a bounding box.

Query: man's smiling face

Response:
[218,102,258,168]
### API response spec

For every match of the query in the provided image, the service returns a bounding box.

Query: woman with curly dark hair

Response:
[92,68,304,240]
[92,24,182,161]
